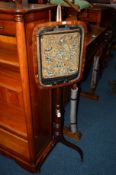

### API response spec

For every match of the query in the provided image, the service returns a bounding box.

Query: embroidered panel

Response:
[40,30,81,79]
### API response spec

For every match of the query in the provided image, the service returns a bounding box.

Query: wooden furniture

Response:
[66,4,114,25]
[78,5,113,27]
[80,25,112,100]
[0,1,57,172]
[67,4,115,100]
[79,5,115,100]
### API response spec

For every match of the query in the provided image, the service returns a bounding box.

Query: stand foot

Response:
[54,136,83,161]
[80,91,99,100]
[63,126,82,141]
[60,136,83,161]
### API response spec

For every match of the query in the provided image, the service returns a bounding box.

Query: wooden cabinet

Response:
[67,5,114,27]
[78,5,114,27]
[0,2,56,172]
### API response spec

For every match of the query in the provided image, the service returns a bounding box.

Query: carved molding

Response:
[15,14,24,22]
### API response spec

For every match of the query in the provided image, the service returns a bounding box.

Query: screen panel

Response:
[36,24,84,87]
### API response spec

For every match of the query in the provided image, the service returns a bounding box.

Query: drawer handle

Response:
[0,26,4,30]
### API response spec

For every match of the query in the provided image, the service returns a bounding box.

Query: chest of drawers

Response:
[0,2,56,172]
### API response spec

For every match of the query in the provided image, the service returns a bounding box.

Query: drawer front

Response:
[0,20,16,35]
[0,128,30,160]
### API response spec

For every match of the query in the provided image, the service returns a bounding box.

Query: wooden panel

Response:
[0,128,30,159]
[0,40,19,67]
[0,68,21,91]
[87,11,99,23]
[0,86,24,108]
[0,20,16,35]
[0,68,27,137]
[24,9,51,22]
[78,10,99,23]
[0,101,27,138]
[0,35,16,44]
[0,13,14,21]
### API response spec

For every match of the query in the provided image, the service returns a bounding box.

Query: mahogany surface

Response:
[0,2,56,172]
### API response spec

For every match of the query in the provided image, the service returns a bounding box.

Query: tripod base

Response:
[52,135,83,161]
[53,88,83,162]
